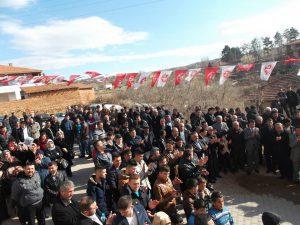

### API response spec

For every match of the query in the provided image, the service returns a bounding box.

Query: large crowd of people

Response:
[0,87,299,225]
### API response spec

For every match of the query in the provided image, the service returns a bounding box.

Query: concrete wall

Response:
[0,85,21,102]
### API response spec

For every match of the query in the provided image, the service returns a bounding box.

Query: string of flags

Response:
[0,58,299,88]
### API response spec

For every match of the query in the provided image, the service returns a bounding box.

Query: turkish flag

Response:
[67,75,81,85]
[126,73,138,89]
[13,75,32,85]
[260,61,277,81]
[0,76,18,85]
[43,75,58,84]
[134,72,151,89]
[236,63,254,72]
[219,66,235,85]
[157,70,172,87]
[150,71,161,87]
[113,73,126,89]
[32,76,45,84]
[185,69,201,82]
[283,58,300,64]
[174,70,188,85]
[52,76,65,84]
[204,67,219,86]
[85,71,101,79]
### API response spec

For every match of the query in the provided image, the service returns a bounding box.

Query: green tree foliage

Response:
[274,32,283,47]
[262,37,273,58]
[283,27,299,43]
[221,45,242,63]
[273,32,284,60]
[241,43,251,55]
[250,38,262,61]
[219,27,299,63]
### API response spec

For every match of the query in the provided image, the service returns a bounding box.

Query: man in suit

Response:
[77,196,103,225]
[244,120,260,175]
[106,195,151,225]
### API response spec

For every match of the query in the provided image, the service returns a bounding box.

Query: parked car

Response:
[56,112,65,123]
[35,114,51,125]
[89,103,123,111]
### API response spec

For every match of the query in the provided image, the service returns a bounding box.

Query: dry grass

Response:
[96,75,245,117]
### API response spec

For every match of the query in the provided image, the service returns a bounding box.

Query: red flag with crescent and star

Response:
[113,73,126,89]
[150,71,161,88]
[126,73,138,89]
[174,69,188,86]
[204,67,219,86]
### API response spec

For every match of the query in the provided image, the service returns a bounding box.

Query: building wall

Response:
[0,88,95,116]
[289,44,300,58]
[0,93,10,102]
[0,85,21,102]
[78,88,95,103]
[0,92,20,102]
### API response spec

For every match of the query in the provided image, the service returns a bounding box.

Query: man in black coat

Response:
[287,87,299,117]
[120,174,150,209]
[272,123,293,180]
[87,166,109,217]
[140,123,155,153]
[227,121,245,172]
[107,153,122,212]
[44,161,67,204]
[9,112,18,128]
[106,195,151,225]
[52,180,80,225]
[11,121,24,143]
[178,149,207,191]
[190,109,205,130]
[205,108,216,126]
[260,118,275,173]
[277,88,290,117]
[77,196,103,225]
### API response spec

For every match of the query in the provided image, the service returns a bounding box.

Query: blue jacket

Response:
[187,214,195,225]
[112,204,151,225]
[209,207,234,225]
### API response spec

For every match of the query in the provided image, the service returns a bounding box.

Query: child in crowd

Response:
[209,191,234,225]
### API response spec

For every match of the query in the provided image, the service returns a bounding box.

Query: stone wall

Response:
[0,89,95,116]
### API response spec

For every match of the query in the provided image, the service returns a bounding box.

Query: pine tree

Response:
[262,37,273,59]
[274,32,283,47]
[221,45,231,63]
[250,38,262,61]
[283,27,299,43]
[289,27,299,41]
[273,32,285,59]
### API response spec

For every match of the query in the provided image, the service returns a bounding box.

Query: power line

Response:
[13,0,167,26]
[14,0,114,18]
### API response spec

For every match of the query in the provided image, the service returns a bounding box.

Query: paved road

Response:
[4,157,300,225]
[214,174,300,225]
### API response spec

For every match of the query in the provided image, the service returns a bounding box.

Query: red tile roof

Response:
[0,64,42,76]
[22,83,94,94]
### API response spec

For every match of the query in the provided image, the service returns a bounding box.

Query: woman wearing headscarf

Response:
[44,139,66,172]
